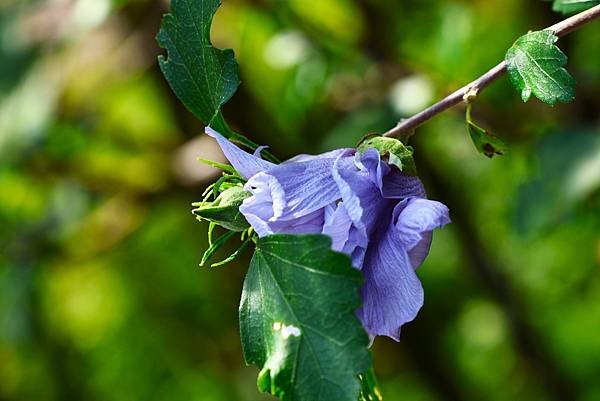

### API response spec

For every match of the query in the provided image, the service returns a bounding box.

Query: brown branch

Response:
[383,4,600,138]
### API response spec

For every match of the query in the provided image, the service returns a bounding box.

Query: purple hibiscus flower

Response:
[206,127,450,341]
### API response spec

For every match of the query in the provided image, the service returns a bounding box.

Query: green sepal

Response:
[357,134,417,175]
[197,157,238,175]
[199,230,238,267]
[466,105,507,158]
[193,186,250,232]
[210,237,252,267]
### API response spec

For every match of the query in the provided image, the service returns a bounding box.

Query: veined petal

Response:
[332,150,393,255]
[239,156,351,236]
[267,208,325,235]
[253,145,270,158]
[242,212,274,237]
[322,202,353,252]
[407,231,433,270]
[381,171,426,199]
[241,206,324,237]
[284,148,354,163]
[357,197,450,340]
[239,172,286,237]
[357,209,424,341]
[395,198,450,251]
[205,127,275,179]
[357,149,389,191]
[266,157,350,218]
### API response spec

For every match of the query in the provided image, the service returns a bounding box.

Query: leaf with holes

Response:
[466,106,508,158]
[239,234,372,401]
[157,0,259,150]
[505,30,575,105]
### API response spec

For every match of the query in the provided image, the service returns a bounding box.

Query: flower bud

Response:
[193,186,251,231]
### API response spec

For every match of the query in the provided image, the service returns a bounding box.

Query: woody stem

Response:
[382,4,600,138]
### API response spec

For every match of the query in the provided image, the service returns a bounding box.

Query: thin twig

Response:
[383,4,600,138]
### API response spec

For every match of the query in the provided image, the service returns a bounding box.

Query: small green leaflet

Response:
[505,30,575,106]
[552,0,600,14]
[240,235,372,401]
[357,134,417,175]
[466,105,507,158]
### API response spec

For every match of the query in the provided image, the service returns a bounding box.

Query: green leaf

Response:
[505,30,575,105]
[157,0,272,158]
[240,234,372,401]
[552,0,600,14]
[466,106,507,158]
[157,0,239,135]
[357,134,417,175]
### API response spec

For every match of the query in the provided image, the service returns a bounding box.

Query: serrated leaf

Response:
[552,0,600,14]
[466,106,507,158]
[157,0,239,135]
[505,30,575,105]
[240,234,372,401]
[157,0,272,157]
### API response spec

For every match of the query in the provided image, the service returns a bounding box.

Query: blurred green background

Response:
[1,1,599,400]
